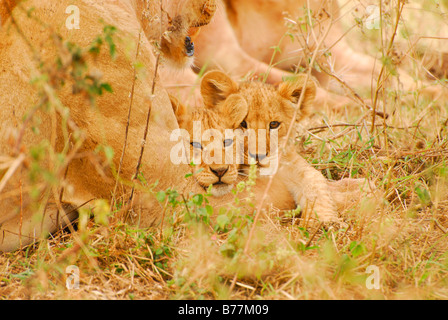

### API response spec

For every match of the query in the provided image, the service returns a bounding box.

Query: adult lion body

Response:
[0,0,218,252]
[0,0,299,252]
[193,0,377,89]
[0,0,375,252]
[163,0,374,109]
[189,0,447,109]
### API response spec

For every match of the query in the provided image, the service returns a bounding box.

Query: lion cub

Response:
[199,71,341,224]
[169,91,247,197]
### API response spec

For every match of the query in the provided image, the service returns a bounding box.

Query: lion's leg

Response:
[193,4,365,111]
[278,151,339,224]
[0,201,78,252]
[193,5,287,84]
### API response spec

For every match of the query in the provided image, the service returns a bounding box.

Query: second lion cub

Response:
[200,71,341,224]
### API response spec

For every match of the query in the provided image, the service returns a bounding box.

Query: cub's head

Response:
[159,0,217,67]
[170,93,247,197]
[200,71,317,167]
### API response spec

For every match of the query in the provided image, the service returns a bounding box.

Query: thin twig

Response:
[305,222,323,248]
[113,30,142,206]
[0,153,25,194]
[307,122,417,134]
[371,1,405,135]
[434,219,447,234]
[129,1,163,203]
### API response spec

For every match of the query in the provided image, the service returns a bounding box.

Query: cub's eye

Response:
[191,141,202,149]
[240,120,247,129]
[269,121,280,129]
[223,139,234,147]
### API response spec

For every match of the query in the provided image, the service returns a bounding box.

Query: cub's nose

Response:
[249,151,267,162]
[185,36,194,57]
[210,166,229,178]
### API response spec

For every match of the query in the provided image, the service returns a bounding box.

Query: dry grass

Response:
[1,0,448,300]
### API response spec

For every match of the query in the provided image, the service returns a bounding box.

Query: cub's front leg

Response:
[277,150,340,225]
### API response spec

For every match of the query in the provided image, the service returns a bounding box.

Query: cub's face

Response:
[200,71,317,168]
[160,0,217,67]
[236,82,299,167]
[170,95,248,197]
[188,121,239,197]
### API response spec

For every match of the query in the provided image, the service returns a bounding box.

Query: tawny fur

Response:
[200,71,353,224]
[0,0,217,252]
[192,0,447,109]
[171,82,299,212]
[172,72,377,227]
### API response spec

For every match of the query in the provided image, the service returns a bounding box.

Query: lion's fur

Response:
[190,0,365,108]
[0,0,16,26]
[191,0,448,110]
[171,86,297,216]
[183,107,241,197]
[177,71,378,224]
[0,0,217,252]
[199,71,348,223]
[0,0,382,252]
[200,71,316,164]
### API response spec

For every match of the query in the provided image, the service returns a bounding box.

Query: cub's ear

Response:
[278,75,317,119]
[169,94,190,129]
[200,70,238,109]
[219,94,248,129]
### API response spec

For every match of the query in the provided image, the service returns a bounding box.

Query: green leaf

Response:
[156,191,166,203]
[269,45,282,54]
[219,243,236,257]
[101,82,113,93]
[93,199,111,226]
[381,55,397,76]
[205,205,214,217]
[415,184,431,206]
[197,207,208,218]
[105,35,116,59]
[103,145,114,161]
[216,214,230,230]
[192,194,204,206]
[349,241,367,258]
